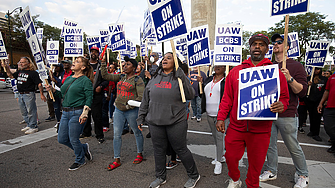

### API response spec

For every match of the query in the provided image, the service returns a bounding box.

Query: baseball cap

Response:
[271,33,291,47]
[249,34,270,46]
[90,46,100,52]
[61,60,72,64]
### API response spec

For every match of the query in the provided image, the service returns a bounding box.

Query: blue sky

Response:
[1,0,334,48]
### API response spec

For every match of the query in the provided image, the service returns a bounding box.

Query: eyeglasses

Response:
[272,40,284,45]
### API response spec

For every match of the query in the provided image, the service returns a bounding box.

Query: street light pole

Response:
[6,7,23,68]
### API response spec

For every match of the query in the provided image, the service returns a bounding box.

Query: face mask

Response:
[150,56,155,62]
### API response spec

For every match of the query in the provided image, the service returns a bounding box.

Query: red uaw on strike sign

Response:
[64,26,83,57]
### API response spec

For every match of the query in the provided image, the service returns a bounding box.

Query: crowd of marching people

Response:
[1,33,335,188]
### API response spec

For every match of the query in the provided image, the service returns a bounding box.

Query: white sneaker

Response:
[191,116,196,120]
[25,128,38,134]
[259,170,277,182]
[19,120,26,124]
[54,122,60,128]
[227,179,242,188]
[197,118,201,122]
[294,175,309,188]
[21,126,30,132]
[214,161,222,175]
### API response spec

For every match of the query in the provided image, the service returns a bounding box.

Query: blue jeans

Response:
[18,92,38,128]
[191,96,202,119]
[265,117,309,176]
[113,107,143,158]
[58,108,88,164]
[53,96,62,122]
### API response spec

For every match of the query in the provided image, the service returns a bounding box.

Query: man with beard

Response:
[81,46,109,143]
[215,34,289,188]
[259,34,309,188]
[1,57,47,134]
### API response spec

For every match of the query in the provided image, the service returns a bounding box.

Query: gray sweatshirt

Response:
[137,67,195,126]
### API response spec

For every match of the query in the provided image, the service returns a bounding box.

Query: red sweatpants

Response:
[225,128,271,188]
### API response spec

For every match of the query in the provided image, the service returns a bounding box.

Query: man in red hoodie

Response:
[216,34,289,188]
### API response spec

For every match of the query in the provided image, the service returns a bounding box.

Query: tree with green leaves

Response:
[268,12,335,62]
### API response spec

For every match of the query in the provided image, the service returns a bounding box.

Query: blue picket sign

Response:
[271,0,309,16]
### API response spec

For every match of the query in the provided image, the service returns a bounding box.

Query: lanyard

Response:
[209,76,224,97]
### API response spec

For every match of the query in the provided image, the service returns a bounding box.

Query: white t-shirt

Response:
[204,77,224,117]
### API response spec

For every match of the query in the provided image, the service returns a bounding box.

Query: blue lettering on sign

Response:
[305,50,327,67]
[0,52,7,57]
[87,37,99,43]
[109,25,124,34]
[64,20,77,27]
[65,28,82,34]
[151,0,187,41]
[100,30,108,35]
[20,10,32,27]
[111,32,126,51]
[65,35,82,42]
[187,28,207,41]
[65,48,83,55]
[0,40,3,46]
[34,52,43,63]
[188,38,210,66]
[47,50,58,55]
[240,68,275,83]
[215,54,241,63]
[271,0,308,16]
[309,41,329,50]
[216,36,241,45]
[149,0,167,5]
[239,79,278,118]
[25,22,36,39]
[217,26,241,35]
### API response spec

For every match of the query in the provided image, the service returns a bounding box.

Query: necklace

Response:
[209,76,224,97]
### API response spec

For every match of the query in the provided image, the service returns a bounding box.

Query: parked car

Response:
[0,77,6,89]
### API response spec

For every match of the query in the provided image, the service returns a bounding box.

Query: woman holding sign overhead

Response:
[137,52,200,188]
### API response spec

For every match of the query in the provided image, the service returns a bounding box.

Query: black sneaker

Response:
[80,134,91,139]
[85,143,92,161]
[45,116,55,122]
[327,145,335,153]
[307,132,314,137]
[312,135,322,142]
[98,138,105,144]
[122,129,129,135]
[68,162,86,171]
[298,127,305,134]
[146,132,151,138]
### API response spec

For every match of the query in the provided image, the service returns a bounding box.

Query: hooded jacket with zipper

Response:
[137,67,195,126]
[217,58,290,133]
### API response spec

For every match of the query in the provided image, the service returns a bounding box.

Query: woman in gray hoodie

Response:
[137,52,200,188]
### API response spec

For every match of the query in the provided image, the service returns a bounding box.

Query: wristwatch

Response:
[287,77,294,83]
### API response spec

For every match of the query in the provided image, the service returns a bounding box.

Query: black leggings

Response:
[149,120,199,180]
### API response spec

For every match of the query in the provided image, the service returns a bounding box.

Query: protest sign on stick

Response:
[19,6,54,101]
[0,32,8,72]
[238,64,280,120]
[148,0,188,102]
[186,25,211,94]
[64,26,83,57]
[271,0,310,68]
[305,40,330,95]
[46,41,59,65]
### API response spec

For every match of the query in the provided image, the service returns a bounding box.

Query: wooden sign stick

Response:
[170,39,186,103]
[282,15,289,69]
[197,66,203,94]
[307,66,315,96]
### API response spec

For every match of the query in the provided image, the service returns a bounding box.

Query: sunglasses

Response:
[272,40,284,45]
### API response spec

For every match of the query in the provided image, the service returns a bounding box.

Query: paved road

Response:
[0,89,334,188]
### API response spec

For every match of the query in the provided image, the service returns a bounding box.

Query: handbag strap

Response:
[64,76,82,96]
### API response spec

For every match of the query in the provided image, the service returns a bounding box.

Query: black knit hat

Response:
[249,34,270,46]
[124,56,138,68]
